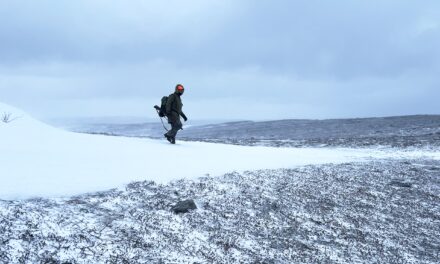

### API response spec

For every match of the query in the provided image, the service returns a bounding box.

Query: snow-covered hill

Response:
[2,103,440,263]
[1,102,440,199]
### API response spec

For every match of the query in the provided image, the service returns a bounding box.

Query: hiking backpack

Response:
[154,96,168,117]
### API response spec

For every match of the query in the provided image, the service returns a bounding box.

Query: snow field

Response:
[1,102,439,199]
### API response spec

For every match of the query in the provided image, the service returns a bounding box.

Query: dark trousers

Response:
[166,119,182,138]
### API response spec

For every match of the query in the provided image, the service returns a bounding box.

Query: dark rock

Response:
[389,180,412,188]
[172,199,197,214]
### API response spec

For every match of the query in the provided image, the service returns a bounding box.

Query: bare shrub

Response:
[1,112,20,123]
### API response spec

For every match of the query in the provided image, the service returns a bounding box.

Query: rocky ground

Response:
[1,159,439,263]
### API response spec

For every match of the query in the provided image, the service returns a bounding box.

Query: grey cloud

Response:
[0,0,439,119]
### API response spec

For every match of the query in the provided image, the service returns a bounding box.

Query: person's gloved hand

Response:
[181,113,188,122]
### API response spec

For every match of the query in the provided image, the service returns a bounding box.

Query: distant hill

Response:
[67,114,440,148]
[181,115,440,139]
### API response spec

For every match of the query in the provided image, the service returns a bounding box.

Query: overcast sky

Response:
[0,0,439,121]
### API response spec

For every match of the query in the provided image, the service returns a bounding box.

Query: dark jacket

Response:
[166,92,186,123]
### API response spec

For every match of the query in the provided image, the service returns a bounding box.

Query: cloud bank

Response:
[0,0,439,120]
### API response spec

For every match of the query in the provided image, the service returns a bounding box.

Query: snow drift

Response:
[1,102,439,199]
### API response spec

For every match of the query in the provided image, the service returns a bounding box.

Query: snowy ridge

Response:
[0,103,54,131]
[1,102,440,199]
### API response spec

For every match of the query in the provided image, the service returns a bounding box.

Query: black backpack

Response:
[154,96,168,117]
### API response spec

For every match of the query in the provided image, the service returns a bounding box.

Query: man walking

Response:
[164,84,187,144]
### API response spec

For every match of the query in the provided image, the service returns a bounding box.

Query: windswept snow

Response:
[1,102,439,199]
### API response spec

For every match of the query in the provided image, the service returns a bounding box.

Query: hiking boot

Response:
[164,133,172,143]
[170,137,176,144]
